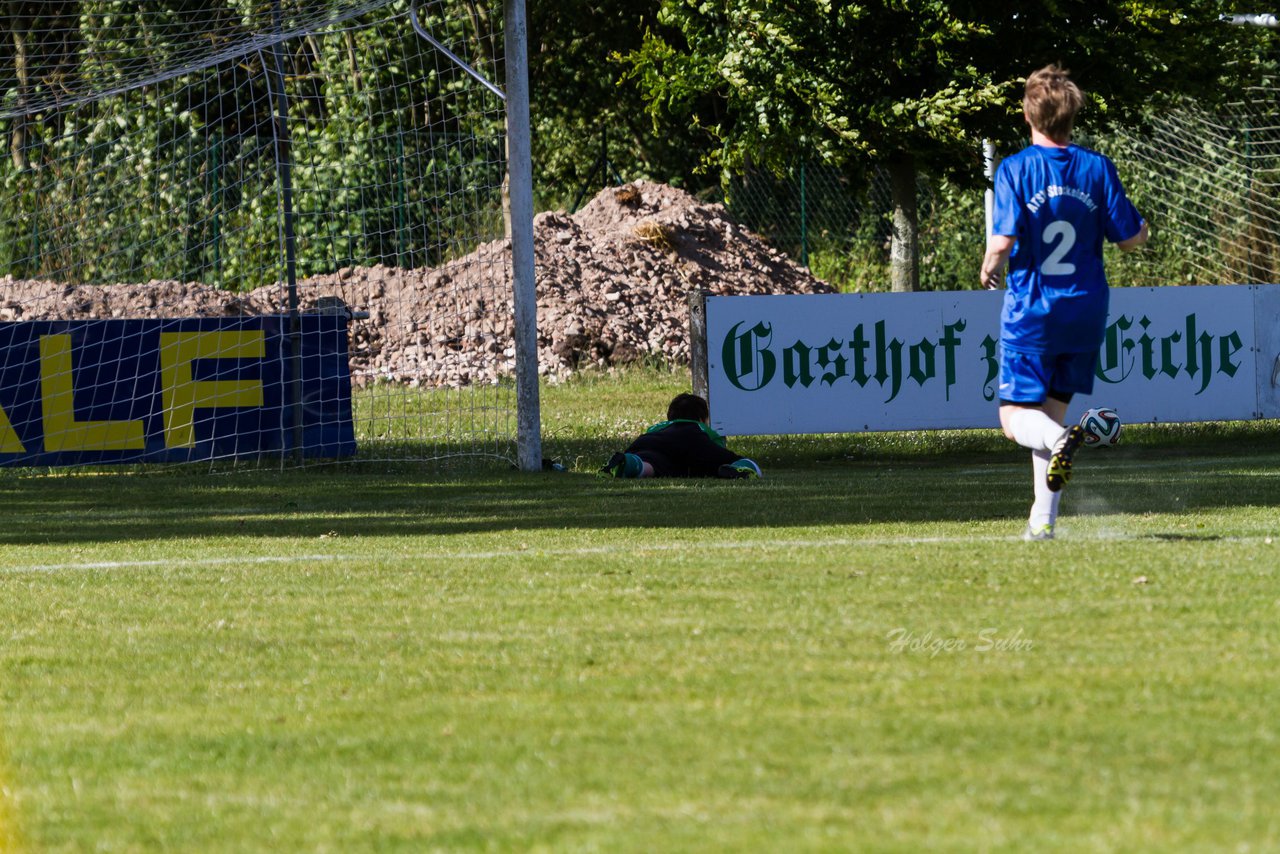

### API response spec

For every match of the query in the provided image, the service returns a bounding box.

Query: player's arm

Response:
[1116,220,1149,252]
[1103,156,1148,252]
[980,235,1016,289]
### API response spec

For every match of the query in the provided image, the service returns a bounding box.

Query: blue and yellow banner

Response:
[0,315,355,465]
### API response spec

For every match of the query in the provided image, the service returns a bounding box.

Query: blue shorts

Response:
[999,349,1098,405]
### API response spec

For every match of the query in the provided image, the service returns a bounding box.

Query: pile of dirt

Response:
[1,181,836,386]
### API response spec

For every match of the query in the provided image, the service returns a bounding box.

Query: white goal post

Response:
[502,0,542,472]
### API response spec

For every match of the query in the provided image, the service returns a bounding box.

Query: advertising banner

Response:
[707,285,1269,435]
[0,314,355,465]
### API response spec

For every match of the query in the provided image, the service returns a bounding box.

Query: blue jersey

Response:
[991,143,1144,354]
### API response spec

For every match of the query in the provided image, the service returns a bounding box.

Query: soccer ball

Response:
[1080,406,1122,447]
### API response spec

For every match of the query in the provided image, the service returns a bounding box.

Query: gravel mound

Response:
[1,181,835,386]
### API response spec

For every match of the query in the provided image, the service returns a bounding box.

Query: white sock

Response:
[1029,449,1060,529]
[1006,407,1067,452]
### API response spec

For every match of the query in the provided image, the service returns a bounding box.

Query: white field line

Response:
[5,528,1241,574]
[3,554,347,573]
[4,534,1016,574]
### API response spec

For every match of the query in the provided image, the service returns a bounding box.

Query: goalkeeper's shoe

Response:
[599,452,644,478]
[1022,523,1055,542]
[1046,424,1085,493]
[599,452,626,477]
[718,459,762,479]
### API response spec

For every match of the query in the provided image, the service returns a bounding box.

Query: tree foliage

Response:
[628,0,1256,177]
[624,0,1259,288]
[0,1,1271,292]
[1,1,508,287]
[527,0,721,204]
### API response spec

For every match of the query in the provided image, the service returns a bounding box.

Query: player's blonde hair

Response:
[1024,64,1084,141]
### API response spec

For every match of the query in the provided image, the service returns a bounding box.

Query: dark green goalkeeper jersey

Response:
[623,419,744,478]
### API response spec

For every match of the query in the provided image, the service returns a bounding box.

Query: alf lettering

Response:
[0,330,264,454]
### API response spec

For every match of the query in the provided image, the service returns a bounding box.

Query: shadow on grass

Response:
[1,425,1278,546]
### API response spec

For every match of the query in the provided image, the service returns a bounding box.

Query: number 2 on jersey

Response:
[1041,220,1077,275]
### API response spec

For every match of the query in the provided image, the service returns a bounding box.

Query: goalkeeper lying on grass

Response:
[600,393,762,480]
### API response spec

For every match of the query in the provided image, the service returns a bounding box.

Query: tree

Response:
[625,1,1256,290]
[4,0,84,169]
[527,0,721,205]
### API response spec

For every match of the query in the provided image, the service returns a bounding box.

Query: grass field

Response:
[2,368,1279,852]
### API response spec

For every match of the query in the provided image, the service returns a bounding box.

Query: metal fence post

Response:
[799,160,808,267]
[688,289,710,400]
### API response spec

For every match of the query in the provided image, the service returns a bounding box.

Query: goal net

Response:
[0,0,524,468]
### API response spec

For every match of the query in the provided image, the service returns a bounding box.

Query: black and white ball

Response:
[1080,406,1122,447]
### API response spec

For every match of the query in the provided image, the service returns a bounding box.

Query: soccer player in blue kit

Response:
[979,65,1149,541]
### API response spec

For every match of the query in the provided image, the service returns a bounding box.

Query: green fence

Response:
[717,162,985,292]
[706,93,1280,293]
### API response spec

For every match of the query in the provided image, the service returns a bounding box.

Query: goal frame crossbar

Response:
[1,0,542,471]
